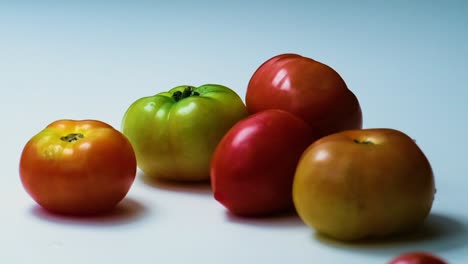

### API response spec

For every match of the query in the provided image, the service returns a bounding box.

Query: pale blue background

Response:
[1,1,467,263]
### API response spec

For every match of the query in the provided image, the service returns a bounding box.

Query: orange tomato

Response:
[19,119,137,215]
[293,128,435,240]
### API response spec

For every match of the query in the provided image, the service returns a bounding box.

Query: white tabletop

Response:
[1,1,467,263]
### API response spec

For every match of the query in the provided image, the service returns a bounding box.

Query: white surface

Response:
[1,1,467,263]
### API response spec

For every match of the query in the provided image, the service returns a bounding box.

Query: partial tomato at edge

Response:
[19,119,137,215]
[388,251,447,264]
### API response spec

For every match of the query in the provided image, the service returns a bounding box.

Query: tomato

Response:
[388,252,447,264]
[19,119,137,215]
[246,53,362,136]
[122,84,248,181]
[293,128,435,241]
[211,109,322,216]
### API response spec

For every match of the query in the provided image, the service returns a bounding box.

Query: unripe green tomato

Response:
[122,84,248,182]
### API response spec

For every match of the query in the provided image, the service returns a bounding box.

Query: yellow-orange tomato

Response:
[293,128,435,241]
[19,119,137,215]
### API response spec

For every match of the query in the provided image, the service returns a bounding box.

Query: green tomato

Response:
[122,84,248,182]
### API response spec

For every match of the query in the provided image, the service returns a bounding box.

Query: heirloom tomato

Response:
[122,84,248,182]
[388,251,447,264]
[19,119,137,215]
[211,109,322,216]
[293,128,435,241]
[246,53,362,136]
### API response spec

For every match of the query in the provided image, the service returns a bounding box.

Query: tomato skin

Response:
[246,53,362,136]
[122,84,248,182]
[293,128,435,241]
[210,109,322,216]
[388,252,447,264]
[19,120,137,215]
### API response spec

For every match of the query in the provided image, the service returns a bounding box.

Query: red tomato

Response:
[19,119,137,215]
[388,252,447,264]
[210,109,322,216]
[246,53,362,136]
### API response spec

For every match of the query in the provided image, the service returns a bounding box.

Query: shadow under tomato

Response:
[30,197,148,226]
[139,170,212,196]
[313,213,468,255]
[225,208,306,228]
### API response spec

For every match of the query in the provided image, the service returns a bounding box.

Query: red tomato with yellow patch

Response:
[19,119,137,215]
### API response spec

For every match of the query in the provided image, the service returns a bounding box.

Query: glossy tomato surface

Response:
[19,119,137,215]
[388,251,447,264]
[293,128,435,241]
[246,53,362,136]
[122,84,248,182]
[211,109,323,216]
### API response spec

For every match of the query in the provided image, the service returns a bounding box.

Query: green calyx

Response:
[172,86,200,102]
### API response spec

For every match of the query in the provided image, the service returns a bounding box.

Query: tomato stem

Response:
[353,139,373,145]
[172,86,200,102]
[61,133,84,142]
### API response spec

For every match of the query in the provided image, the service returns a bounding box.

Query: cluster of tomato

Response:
[19,54,445,263]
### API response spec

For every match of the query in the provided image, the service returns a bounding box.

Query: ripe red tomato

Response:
[388,252,447,264]
[19,119,137,215]
[246,53,362,136]
[210,109,322,216]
